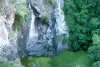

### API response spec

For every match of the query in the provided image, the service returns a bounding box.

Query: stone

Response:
[0,0,19,61]
[26,0,69,56]
[0,0,69,61]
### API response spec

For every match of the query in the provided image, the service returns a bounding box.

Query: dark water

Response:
[21,57,29,67]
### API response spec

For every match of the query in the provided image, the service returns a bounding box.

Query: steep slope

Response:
[0,0,69,61]
[26,0,69,56]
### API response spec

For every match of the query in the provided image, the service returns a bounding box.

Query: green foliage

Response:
[0,57,23,67]
[41,15,49,22]
[0,0,28,30]
[92,34,100,45]
[28,57,51,67]
[50,50,93,67]
[88,45,100,61]
[58,35,68,45]
[90,18,100,29]
[49,0,56,4]
[44,0,56,5]
[12,0,28,15]
[87,34,100,66]
[88,34,100,61]
[63,0,100,51]
[12,0,29,30]
[92,61,100,67]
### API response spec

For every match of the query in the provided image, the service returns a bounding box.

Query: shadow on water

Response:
[21,57,29,67]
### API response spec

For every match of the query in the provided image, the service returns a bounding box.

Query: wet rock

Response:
[26,0,69,56]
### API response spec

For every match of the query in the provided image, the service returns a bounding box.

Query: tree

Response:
[63,0,100,51]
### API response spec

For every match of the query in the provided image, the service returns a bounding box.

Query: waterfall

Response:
[51,0,69,55]
[26,0,69,56]
[56,0,68,35]
[28,4,38,44]
[57,0,61,16]
[52,0,69,54]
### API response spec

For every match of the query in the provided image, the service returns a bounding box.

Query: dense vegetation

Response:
[63,0,100,66]
[63,0,100,51]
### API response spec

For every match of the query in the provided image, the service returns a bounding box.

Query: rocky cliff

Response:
[0,0,19,61]
[26,0,69,56]
[0,0,69,61]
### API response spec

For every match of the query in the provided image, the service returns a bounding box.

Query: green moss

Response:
[49,0,56,5]
[41,15,49,22]
[44,0,56,5]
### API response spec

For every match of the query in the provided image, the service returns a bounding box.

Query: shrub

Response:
[88,45,100,61]
[44,0,56,5]
[28,57,51,67]
[0,57,24,67]
[88,34,100,61]
[12,0,29,30]
[92,61,100,67]
[49,0,56,5]
[63,0,100,51]
[41,15,49,22]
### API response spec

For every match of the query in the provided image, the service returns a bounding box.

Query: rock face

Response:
[0,0,69,61]
[0,0,19,61]
[26,0,69,56]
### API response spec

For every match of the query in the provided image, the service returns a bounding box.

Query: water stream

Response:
[21,0,69,66]
[28,4,38,44]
